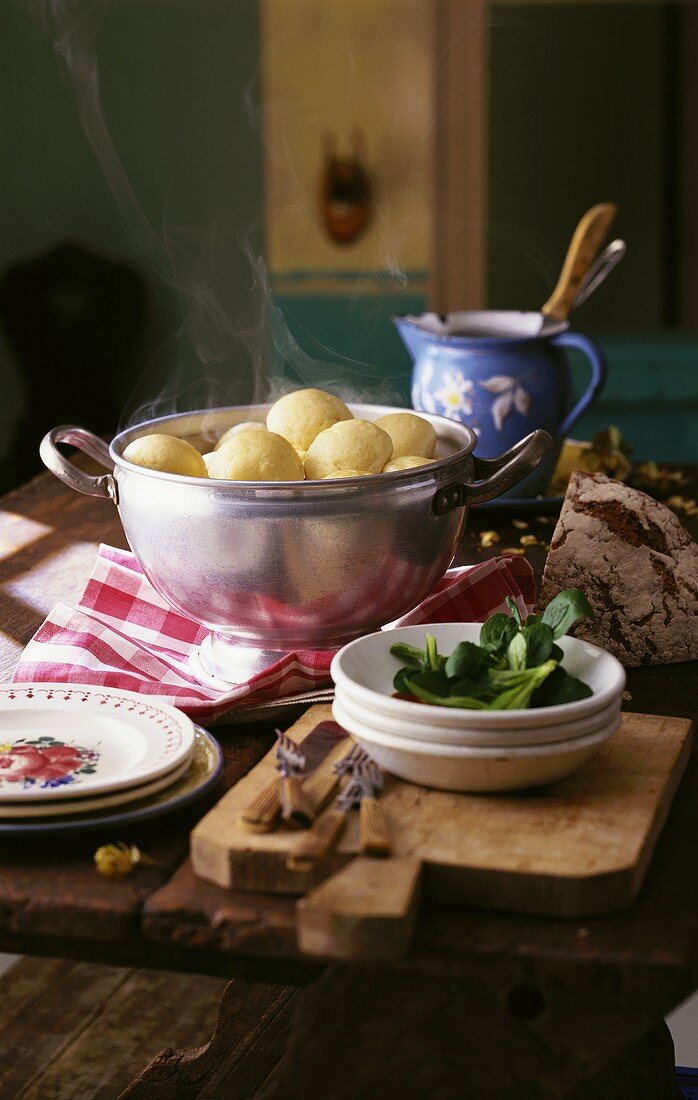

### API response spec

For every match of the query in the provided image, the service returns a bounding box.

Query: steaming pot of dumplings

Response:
[40,391,551,682]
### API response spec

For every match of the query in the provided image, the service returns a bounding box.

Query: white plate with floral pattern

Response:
[0,684,196,801]
[0,749,192,818]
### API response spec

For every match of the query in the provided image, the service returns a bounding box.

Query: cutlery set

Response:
[239,730,391,871]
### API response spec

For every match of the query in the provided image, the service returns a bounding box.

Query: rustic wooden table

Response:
[0,468,695,1099]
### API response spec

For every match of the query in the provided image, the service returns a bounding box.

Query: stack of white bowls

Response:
[331,623,626,792]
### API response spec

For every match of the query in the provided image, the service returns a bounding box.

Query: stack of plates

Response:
[331,624,626,792]
[0,684,222,836]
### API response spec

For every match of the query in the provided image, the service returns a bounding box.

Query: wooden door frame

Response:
[429,0,489,312]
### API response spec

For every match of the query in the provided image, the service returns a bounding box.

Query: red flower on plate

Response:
[0,739,99,787]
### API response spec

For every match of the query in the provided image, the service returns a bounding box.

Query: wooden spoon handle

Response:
[542,203,617,322]
[360,797,392,858]
[238,776,281,833]
[286,808,348,873]
[280,776,317,830]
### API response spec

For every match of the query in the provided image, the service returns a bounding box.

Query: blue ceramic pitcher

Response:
[395,311,607,499]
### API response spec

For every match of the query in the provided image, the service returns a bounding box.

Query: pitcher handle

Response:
[40,425,118,501]
[432,429,553,513]
[550,331,607,438]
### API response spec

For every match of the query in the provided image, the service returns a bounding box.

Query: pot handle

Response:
[39,426,118,502]
[431,429,553,514]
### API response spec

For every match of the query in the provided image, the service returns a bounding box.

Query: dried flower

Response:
[666,496,698,518]
[479,530,501,548]
[548,426,633,495]
[632,462,689,499]
[94,842,157,878]
[512,519,529,530]
[519,534,541,547]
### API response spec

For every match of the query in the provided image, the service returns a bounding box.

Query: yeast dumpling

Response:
[304,419,393,479]
[383,455,432,472]
[374,412,436,460]
[215,421,268,451]
[206,430,304,481]
[322,469,371,479]
[266,388,352,455]
[123,434,207,478]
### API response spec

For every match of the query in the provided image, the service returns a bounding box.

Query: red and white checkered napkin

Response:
[12,545,535,725]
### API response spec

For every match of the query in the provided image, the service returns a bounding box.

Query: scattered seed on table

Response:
[479,530,501,548]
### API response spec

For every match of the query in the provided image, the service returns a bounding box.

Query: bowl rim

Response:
[331,623,626,726]
[332,695,620,759]
[109,402,477,493]
[334,682,622,746]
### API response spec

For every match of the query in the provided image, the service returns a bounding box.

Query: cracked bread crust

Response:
[540,471,698,666]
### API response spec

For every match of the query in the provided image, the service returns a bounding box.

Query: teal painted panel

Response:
[274,292,428,405]
[573,408,696,464]
[568,333,698,461]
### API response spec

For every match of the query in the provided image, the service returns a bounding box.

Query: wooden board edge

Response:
[190,705,336,890]
[624,718,694,905]
[427,719,693,918]
[296,857,423,960]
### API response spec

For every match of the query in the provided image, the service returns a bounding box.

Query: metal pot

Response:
[41,404,551,682]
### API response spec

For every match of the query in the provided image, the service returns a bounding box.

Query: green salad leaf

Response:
[444,641,492,681]
[541,588,595,640]
[507,631,528,672]
[522,621,555,668]
[388,587,595,711]
[530,666,594,707]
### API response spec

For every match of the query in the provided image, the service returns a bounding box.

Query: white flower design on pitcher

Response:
[434,370,474,416]
[413,364,437,413]
[479,375,531,430]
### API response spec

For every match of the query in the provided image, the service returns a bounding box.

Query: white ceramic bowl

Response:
[334,683,622,748]
[331,623,625,731]
[332,694,620,792]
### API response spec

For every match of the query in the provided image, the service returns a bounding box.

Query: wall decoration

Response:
[320,131,372,245]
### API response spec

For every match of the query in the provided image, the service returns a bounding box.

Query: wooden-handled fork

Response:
[239,730,315,832]
[286,776,361,873]
[286,754,391,873]
[356,758,391,858]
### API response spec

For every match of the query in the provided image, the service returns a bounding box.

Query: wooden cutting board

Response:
[191,705,692,959]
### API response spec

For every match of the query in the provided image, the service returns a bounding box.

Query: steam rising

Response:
[33,0,406,431]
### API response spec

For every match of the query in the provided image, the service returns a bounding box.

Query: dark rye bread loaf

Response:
[541,471,698,666]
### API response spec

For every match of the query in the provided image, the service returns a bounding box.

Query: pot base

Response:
[194,632,338,686]
[194,635,289,685]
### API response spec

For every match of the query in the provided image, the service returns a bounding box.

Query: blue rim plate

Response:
[0,726,222,836]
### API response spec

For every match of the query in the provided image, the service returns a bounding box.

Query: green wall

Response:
[0,0,263,456]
